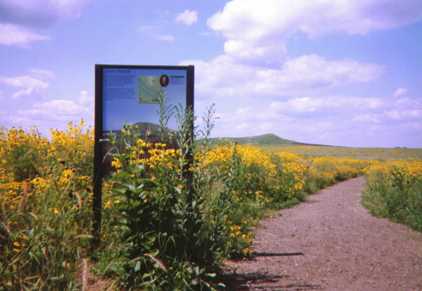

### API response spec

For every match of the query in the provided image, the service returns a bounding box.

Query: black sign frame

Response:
[93,64,194,247]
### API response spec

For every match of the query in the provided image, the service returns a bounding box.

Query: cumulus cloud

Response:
[78,90,91,106]
[29,68,55,79]
[382,94,422,121]
[175,9,198,26]
[0,70,53,98]
[0,23,49,46]
[206,99,341,143]
[207,0,422,63]
[17,90,93,124]
[203,92,422,146]
[224,40,287,65]
[0,0,90,27]
[0,0,90,46]
[0,90,93,133]
[186,1,396,101]
[182,54,382,99]
[181,0,422,146]
[209,0,422,37]
[270,96,383,114]
[21,99,88,119]
[384,109,422,120]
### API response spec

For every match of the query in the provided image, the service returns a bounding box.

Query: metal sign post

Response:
[93,64,194,248]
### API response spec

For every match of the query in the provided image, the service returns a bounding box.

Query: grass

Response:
[1,125,421,290]
[362,162,422,232]
[209,133,298,146]
[263,145,422,160]
[208,132,422,160]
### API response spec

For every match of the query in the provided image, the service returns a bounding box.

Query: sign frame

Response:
[93,64,194,247]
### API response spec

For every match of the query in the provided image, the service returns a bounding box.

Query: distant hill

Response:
[209,133,302,146]
[108,127,318,147]
[108,122,175,136]
[106,122,178,146]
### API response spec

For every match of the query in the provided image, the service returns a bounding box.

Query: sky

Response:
[0,0,422,147]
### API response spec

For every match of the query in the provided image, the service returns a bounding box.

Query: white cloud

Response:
[209,0,422,39]
[187,0,422,146]
[0,0,90,46]
[270,96,383,114]
[224,40,287,65]
[207,99,340,142]
[78,90,91,106]
[0,0,90,27]
[0,90,93,133]
[0,74,50,98]
[207,0,422,63]
[0,69,54,98]
[196,90,422,146]
[184,0,422,146]
[17,90,93,123]
[175,9,198,26]
[182,54,382,99]
[0,23,48,46]
[22,99,87,118]
[279,54,382,84]
[393,87,408,98]
[384,109,422,120]
[154,34,176,43]
[30,69,55,79]
[384,96,422,121]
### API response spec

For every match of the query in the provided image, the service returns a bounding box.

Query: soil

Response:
[224,177,422,291]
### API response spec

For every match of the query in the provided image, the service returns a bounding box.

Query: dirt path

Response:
[225,177,422,291]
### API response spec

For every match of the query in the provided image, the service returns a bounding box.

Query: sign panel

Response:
[102,67,190,133]
[93,64,194,246]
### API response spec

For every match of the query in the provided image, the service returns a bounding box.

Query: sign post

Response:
[93,64,194,248]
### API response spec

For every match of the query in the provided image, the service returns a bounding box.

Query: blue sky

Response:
[0,0,422,147]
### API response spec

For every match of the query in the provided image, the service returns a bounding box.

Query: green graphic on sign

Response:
[138,76,163,104]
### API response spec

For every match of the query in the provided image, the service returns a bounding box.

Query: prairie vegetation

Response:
[1,119,421,289]
[266,144,422,160]
[363,160,422,231]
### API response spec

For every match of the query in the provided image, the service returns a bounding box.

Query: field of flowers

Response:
[268,144,422,160]
[1,121,421,290]
[0,122,93,290]
[363,160,422,231]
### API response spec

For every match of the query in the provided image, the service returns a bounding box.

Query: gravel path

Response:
[225,177,422,291]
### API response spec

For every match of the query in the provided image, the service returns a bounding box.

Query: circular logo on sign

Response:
[159,74,169,87]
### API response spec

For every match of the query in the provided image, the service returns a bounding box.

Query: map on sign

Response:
[102,68,187,133]
[138,76,164,104]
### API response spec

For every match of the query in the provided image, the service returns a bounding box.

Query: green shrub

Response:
[363,165,422,231]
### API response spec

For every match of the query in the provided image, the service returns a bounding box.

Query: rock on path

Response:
[225,177,422,291]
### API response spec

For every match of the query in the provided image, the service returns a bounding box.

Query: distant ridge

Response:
[109,127,324,147]
[209,133,302,146]
[109,122,175,135]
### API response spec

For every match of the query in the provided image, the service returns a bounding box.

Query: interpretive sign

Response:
[93,64,194,246]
